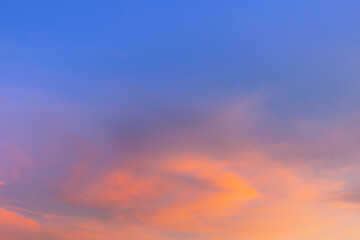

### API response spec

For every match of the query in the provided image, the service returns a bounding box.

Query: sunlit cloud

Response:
[1,87,360,240]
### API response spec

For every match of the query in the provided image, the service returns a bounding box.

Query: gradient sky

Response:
[1,1,360,239]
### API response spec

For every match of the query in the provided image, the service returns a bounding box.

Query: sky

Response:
[1,1,360,239]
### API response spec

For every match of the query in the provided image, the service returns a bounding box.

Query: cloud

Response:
[61,154,258,228]
[0,208,41,240]
[1,87,360,239]
[54,149,346,239]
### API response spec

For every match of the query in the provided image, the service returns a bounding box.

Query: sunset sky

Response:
[1,1,360,239]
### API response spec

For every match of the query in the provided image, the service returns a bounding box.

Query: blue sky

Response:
[1,1,360,240]
[2,1,360,112]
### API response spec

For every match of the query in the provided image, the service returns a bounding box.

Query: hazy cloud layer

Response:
[1,87,360,240]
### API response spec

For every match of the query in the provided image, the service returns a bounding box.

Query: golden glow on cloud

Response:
[1,91,360,240]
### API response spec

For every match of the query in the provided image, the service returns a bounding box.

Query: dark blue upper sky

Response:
[1,0,360,118]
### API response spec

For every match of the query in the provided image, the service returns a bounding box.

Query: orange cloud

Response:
[54,150,351,239]
[0,208,41,240]
[2,89,360,240]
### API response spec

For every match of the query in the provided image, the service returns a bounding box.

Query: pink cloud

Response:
[0,208,41,240]
[1,87,360,239]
